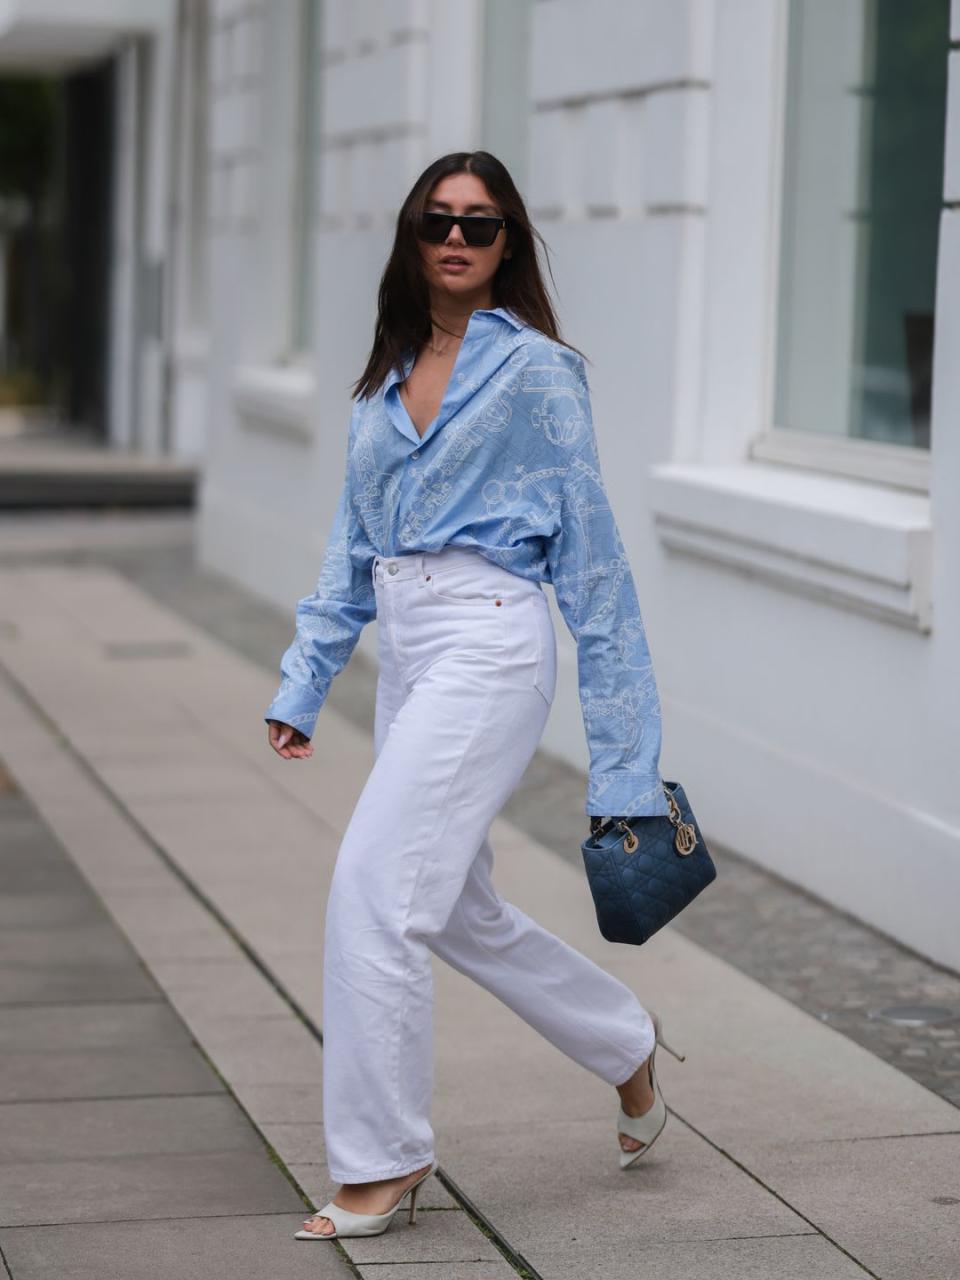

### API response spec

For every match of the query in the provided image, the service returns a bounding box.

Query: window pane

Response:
[774,0,949,450]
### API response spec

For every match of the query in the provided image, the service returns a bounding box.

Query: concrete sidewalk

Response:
[0,763,352,1280]
[0,540,958,1278]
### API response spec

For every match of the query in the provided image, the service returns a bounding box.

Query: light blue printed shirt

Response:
[265,305,671,818]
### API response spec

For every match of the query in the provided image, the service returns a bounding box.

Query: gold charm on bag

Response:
[616,820,639,853]
[616,791,698,857]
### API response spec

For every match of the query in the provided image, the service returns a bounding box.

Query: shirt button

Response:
[387,562,398,575]
[411,450,420,459]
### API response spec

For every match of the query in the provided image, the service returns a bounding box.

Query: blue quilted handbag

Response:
[581,781,716,945]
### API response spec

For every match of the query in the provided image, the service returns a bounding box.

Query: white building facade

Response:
[4,0,957,970]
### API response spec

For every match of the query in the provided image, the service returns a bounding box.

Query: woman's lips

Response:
[439,259,470,273]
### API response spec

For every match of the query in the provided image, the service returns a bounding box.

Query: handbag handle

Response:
[588,784,697,856]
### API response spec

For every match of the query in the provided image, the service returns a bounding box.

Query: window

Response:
[480,0,533,191]
[761,0,949,483]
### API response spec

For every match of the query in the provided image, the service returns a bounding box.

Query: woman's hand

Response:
[267,720,314,760]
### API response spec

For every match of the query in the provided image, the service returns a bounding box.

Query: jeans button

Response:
[388,562,398,575]
[411,449,420,459]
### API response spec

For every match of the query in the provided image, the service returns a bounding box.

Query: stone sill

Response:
[231,363,317,445]
[648,461,933,632]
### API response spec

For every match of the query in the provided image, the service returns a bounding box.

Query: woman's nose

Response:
[445,224,467,245]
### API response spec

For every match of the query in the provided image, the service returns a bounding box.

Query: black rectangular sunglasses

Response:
[416,211,507,247]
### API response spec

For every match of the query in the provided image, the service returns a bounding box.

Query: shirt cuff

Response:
[264,680,328,740]
[585,771,672,818]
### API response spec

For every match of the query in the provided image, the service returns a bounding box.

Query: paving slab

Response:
[1,831,92,895]
[0,1097,301,1227]
[145,957,296,1020]
[728,1131,960,1280]
[0,923,156,972]
[260,1121,328,1167]
[0,932,160,1007]
[85,888,242,964]
[344,1208,507,1265]
[0,890,108,931]
[2,1094,277,1165]
[0,1002,223,1103]
[525,1234,868,1280]
[439,1113,811,1248]
[0,1152,300,1230]
[357,1262,519,1280]
[230,1081,325,1125]
[0,1213,351,1280]
[178,1014,324,1088]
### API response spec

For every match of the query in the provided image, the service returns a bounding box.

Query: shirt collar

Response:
[382,306,524,395]
[380,306,527,447]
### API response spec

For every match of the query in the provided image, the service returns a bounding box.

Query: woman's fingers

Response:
[267,721,293,757]
[267,720,314,760]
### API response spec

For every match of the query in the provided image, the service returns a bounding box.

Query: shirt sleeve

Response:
[264,407,377,738]
[543,349,671,819]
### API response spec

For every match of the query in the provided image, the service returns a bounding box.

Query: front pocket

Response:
[529,593,557,706]
[424,560,504,606]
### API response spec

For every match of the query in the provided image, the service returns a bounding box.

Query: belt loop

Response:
[416,551,426,587]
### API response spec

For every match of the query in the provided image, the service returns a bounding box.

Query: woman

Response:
[265,150,684,1242]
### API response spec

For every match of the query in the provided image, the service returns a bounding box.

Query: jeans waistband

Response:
[372,545,488,584]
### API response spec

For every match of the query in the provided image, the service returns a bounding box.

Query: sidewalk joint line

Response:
[810,1128,960,1143]
[0,1091,225,1108]
[0,1211,325,1231]
[669,1111,883,1278]
[0,997,166,1010]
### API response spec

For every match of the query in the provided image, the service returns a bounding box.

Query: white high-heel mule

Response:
[295,1157,440,1240]
[617,1009,685,1170]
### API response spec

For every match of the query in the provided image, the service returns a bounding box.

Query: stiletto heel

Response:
[616,1009,685,1170]
[295,1157,439,1240]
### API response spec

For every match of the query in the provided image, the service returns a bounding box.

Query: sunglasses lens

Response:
[461,218,501,247]
[418,212,452,243]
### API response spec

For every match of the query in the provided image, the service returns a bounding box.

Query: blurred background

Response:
[0,0,957,969]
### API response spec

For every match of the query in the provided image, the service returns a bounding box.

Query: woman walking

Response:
[265,150,683,1241]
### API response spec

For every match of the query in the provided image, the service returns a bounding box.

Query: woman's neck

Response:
[428,292,495,342]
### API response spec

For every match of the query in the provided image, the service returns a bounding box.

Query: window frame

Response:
[750,0,942,494]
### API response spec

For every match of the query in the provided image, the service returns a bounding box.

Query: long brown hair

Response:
[351,150,586,402]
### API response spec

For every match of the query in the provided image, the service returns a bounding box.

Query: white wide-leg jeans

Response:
[321,545,656,1183]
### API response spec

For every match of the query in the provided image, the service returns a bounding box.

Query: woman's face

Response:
[418,172,509,304]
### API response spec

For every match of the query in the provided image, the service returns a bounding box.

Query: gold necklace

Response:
[428,315,467,356]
